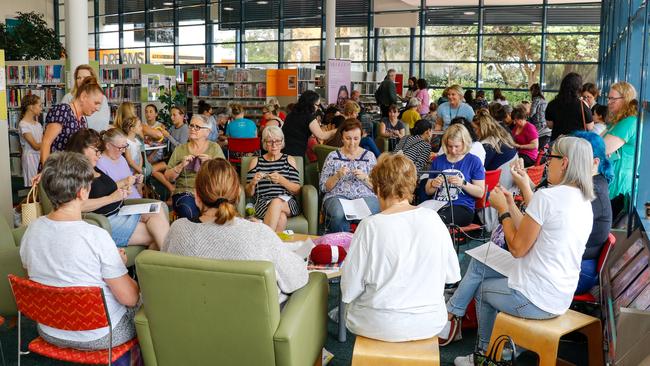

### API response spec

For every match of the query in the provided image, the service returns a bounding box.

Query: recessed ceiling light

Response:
[532,21,541,25]
[224,6,234,10]
[163,2,173,5]
[463,11,475,15]
[257,0,269,3]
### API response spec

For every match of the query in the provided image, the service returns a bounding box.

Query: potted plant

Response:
[0,12,65,60]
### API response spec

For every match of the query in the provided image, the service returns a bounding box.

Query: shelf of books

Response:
[601,229,650,365]
[100,64,176,123]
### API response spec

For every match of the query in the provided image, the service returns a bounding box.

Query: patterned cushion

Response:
[29,336,138,364]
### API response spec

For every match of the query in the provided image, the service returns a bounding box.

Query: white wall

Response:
[0,0,55,28]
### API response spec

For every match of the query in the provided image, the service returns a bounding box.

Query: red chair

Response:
[573,233,617,304]
[226,137,261,164]
[450,169,502,248]
[526,164,545,187]
[535,143,550,166]
[8,274,138,366]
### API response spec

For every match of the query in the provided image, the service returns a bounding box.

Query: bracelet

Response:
[498,212,512,224]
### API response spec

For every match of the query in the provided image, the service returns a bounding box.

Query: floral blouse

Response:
[45,103,87,153]
[319,149,376,202]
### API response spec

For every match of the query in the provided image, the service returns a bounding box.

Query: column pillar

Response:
[64,0,89,88]
[325,0,336,61]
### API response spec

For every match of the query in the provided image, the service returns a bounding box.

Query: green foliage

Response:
[158,86,187,128]
[0,12,64,60]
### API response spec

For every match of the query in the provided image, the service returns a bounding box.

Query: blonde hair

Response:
[231,103,245,116]
[447,84,464,97]
[195,158,240,225]
[552,136,595,201]
[343,100,360,117]
[263,103,278,115]
[101,127,127,145]
[472,110,515,153]
[114,101,137,130]
[72,64,100,97]
[441,123,472,155]
[609,82,638,125]
[370,153,417,202]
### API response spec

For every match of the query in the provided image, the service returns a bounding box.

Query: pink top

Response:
[96,155,141,199]
[415,89,430,115]
[512,122,539,161]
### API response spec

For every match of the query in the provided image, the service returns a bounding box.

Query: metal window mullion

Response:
[367,0,373,72]
[205,0,211,65]
[95,0,100,61]
[419,0,425,78]
[476,0,484,91]
[539,0,548,89]
[321,0,326,68]
[119,0,124,63]
[173,0,179,66]
[239,0,245,67]
[278,0,284,69]
[54,0,60,37]
[144,0,150,63]
[409,27,415,77]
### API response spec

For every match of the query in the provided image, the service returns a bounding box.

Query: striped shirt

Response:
[394,135,431,177]
[247,154,301,218]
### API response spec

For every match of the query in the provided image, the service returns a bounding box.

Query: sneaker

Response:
[438,316,462,346]
[454,353,474,366]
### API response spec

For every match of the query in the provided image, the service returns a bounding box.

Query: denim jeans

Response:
[447,258,557,351]
[323,195,380,233]
[575,259,598,294]
[172,192,200,220]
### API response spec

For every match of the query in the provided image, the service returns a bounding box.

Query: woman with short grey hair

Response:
[443,136,595,366]
[245,125,301,232]
[20,151,140,351]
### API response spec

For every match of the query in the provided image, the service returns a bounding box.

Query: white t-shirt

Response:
[61,93,111,132]
[18,120,43,154]
[19,217,128,342]
[126,137,143,169]
[508,185,593,314]
[341,207,461,342]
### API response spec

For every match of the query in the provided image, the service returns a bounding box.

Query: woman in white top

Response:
[20,151,139,350]
[60,64,111,132]
[18,94,43,186]
[446,136,595,366]
[341,154,461,342]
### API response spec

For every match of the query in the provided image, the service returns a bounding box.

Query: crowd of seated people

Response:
[14,70,625,366]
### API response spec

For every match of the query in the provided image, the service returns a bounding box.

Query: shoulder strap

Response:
[580,99,587,130]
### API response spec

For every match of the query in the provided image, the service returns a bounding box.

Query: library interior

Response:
[1,0,650,365]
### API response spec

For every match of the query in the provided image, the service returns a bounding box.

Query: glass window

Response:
[88,34,95,49]
[424,63,477,88]
[178,5,206,22]
[245,29,278,41]
[336,38,367,62]
[283,40,320,63]
[98,15,119,32]
[149,46,175,65]
[482,35,542,62]
[123,28,146,48]
[179,24,206,45]
[212,44,237,65]
[377,37,411,62]
[179,45,206,64]
[121,48,146,64]
[423,7,478,35]
[545,34,600,62]
[98,49,120,65]
[148,28,174,46]
[148,9,174,28]
[244,41,279,63]
[376,62,410,77]
[336,26,367,38]
[481,62,540,89]
[546,25,600,33]
[543,64,598,90]
[214,27,237,43]
[88,16,95,33]
[283,27,321,40]
[123,12,145,28]
[423,36,477,61]
[99,32,119,49]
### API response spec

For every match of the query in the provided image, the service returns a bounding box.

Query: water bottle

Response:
[245,203,255,217]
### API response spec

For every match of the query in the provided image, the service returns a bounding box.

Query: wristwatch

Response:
[498,212,512,224]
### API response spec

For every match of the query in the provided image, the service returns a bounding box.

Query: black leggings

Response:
[438,204,475,227]
[611,194,628,224]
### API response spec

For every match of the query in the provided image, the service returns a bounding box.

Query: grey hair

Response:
[190,114,211,130]
[553,136,595,201]
[41,152,94,210]
[262,125,285,149]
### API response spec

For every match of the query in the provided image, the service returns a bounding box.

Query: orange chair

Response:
[226,137,261,165]
[8,274,138,366]
[573,233,616,304]
[526,164,545,187]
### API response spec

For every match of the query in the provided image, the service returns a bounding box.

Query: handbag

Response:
[473,334,517,366]
[21,185,43,226]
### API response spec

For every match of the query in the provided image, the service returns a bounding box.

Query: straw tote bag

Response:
[21,185,43,226]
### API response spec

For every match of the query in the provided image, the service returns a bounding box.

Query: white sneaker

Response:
[454,353,474,366]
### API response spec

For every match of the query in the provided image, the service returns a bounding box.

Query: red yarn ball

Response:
[310,244,347,264]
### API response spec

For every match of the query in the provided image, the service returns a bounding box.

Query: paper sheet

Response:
[279,195,292,202]
[418,199,446,212]
[465,242,516,278]
[118,202,161,216]
[339,198,372,221]
[283,239,315,260]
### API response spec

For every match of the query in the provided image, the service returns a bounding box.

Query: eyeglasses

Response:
[545,153,563,162]
[265,139,283,145]
[109,142,128,151]
[607,96,624,101]
[89,146,101,155]
[189,123,211,131]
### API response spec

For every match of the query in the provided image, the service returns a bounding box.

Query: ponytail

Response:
[195,158,240,224]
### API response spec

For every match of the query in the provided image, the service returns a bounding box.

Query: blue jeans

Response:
[173,192,200,220]
[575,259,598,294]
[323,195,380,233]
[447,258,557,351]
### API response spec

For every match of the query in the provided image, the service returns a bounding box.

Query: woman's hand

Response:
[196,154,211,163]
[488,186,508,213]
[118,248,128,265]
[31,173,42,187]
[252,172,264,185]
[336,166,350,179]
[447,175,464,187]
[268,172,285,185]
[352,169,368,181]
[110,188,129,202]
[428,175,444,189]
[510,158,530,188]
[180,155,194,168]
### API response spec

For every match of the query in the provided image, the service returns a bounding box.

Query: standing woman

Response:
[545,72,593,142]
[401,76,418,102]
[425,124,485,227]
[226,103,257,138]
[41,76,103,166]
[435,85,475,131]
[492,88,508,105]
[198,100,219,142]
[603,81,638,221]
[529,83,550,149]
[246,126,301,232]
[581,82,600,108]
[18,95,43,186]
[60,64,111,132]
[511,106,539,167]
[259,104,284,130]
[415,79,430,116]
[282,90,336,157]
[165,115,225,220]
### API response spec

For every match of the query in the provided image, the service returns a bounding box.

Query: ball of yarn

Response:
[310,244,347,264]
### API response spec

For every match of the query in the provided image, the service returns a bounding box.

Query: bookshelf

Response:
[99,64,176,123]
[5,60,66,184]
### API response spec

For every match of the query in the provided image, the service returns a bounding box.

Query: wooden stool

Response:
[351,335,440,366]
[487,309,603,366]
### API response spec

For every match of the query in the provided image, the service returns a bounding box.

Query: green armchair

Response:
[0,218,26,317]
[38,183,168,266]
[134,250,328,366]
[238,156,318,235]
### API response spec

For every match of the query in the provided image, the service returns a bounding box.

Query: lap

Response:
[107,213,141,247]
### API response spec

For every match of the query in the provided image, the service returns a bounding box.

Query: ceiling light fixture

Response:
[162,2,173,5]
[224,6,234,11]
[531,21,541,25]
[463,11,475,15]
[257,0,269,3]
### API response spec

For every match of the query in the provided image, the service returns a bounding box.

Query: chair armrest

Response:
[301,185,319,236]
[237,185,246,216]
[274,272,328,366]
[0,247,27,316]
[82,212,112,232]
[134,306,158,366]
[11,226,27,247]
